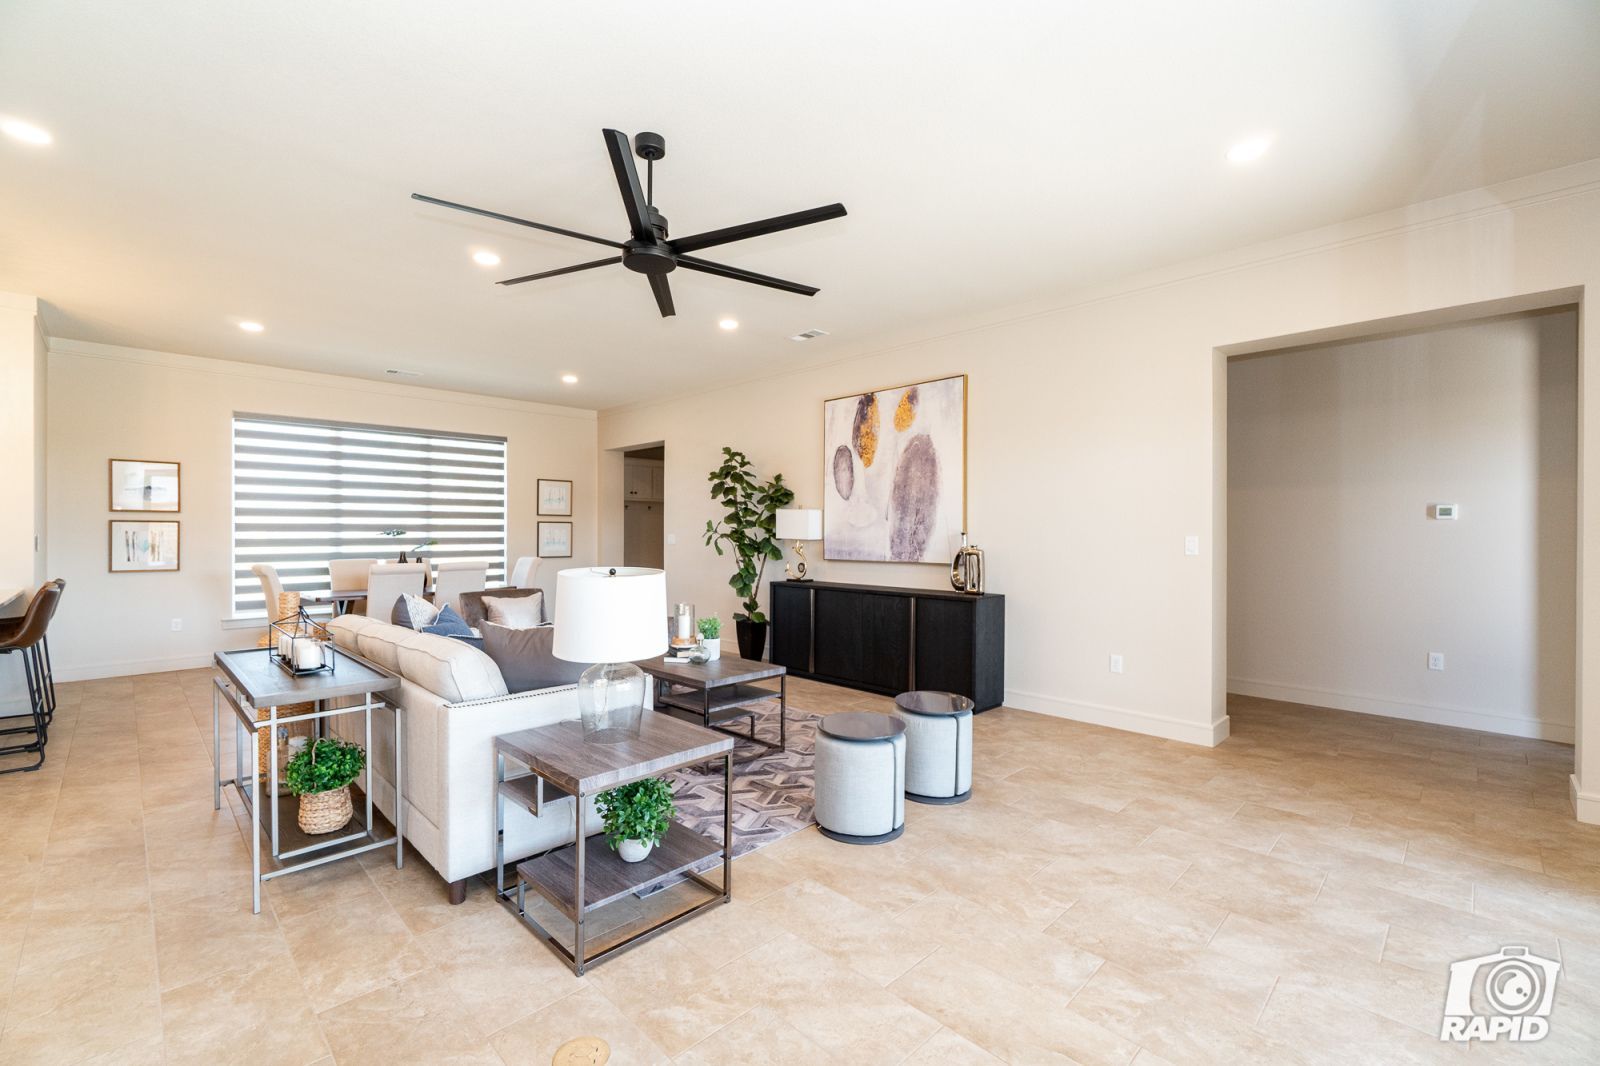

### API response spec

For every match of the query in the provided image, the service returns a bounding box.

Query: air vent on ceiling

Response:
[384,369,423,378]
[790,329,830,342]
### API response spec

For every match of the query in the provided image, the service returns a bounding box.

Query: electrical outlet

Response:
[1428,652,1444,671]
[170,618,183,632]
[1109,654,1124,674]
[1185,535,1200,556]
[666,533,677,546]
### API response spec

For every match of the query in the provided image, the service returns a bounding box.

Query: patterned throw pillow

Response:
[421,604,476,640]
[400,593,438,630]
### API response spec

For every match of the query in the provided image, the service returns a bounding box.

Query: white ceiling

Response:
[2,2,1598,409]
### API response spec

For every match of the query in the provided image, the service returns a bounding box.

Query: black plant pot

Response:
[735,620,769,661]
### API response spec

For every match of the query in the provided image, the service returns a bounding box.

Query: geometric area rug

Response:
[663,701,819,859]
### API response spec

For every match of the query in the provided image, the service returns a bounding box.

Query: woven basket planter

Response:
[297,785,353,835]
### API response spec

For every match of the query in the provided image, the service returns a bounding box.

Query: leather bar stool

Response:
[0,579,65,774]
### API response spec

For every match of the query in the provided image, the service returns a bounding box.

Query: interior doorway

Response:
[622,444,665,569]
[1225,306,1579,746]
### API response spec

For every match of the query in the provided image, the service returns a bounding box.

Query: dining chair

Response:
[509,556,538,588]
[251,563,285,618]
[366,562,427,623]
[431,560,487,616]
[328,557,379,615]
[0,579,65,774]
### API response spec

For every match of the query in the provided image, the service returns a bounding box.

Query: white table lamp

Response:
[552,566,668,742]
[775,508,823,581]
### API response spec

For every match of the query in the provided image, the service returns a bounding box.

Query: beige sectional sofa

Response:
[326,613,605,902]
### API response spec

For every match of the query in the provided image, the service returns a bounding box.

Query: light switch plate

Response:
[1185,535,1200,556]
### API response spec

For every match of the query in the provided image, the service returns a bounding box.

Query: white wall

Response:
[0,292,47,601]
[598,160,1600,789]
[1228,312,1577,740]
[46,340,597,680]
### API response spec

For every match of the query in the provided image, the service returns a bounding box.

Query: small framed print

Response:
[537,521,572,558]
[537,478,573,516]
[110,520,180,572]
[109,459,181,512]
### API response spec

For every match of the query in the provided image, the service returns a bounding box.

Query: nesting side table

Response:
[893,690,975,804]
[212,647,402,913]
[814,712,906,844]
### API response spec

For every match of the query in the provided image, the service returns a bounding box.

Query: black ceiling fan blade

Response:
[675,255,820,296]
[601,129,655,240]
[670,203,847,256]
[648,273,676,317]
[497,256,621,286]
[411,193,623,249]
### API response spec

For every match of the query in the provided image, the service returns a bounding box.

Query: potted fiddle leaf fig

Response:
[703,447,794,660]
[285,737,365,835]
[596,777,676,863]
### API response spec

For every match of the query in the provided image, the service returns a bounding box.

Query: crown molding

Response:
[46,336,597,421]
[601,157,1600,418]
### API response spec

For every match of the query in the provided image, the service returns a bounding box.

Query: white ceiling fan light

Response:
[471,250,501,267]
[1226,133,1273,165]
[718,317,738,331]
[0,116,52,146]
[238,320,265,333]
[561,373,579,385]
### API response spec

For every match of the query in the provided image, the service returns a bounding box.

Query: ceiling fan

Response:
[412,129,847,318]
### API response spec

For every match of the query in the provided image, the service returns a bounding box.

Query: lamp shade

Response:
[551,567,668,663]
[775,508,823,541]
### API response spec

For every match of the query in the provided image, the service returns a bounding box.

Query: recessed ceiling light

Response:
[239,321,265,333]
[1,117,52,146]
[718,318,739,331]
[472,250,501,267]
[1226,134,1272,165]
[561,373,578,385]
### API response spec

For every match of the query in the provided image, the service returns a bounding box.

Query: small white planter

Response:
[618,838,654,863]
[701,639,721,661]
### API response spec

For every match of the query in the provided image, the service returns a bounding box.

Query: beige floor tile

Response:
[670,1006,831,1065]
[489,984,667,1065]
[0,940,162,1065]
[414,906,587,1024]
[316,966,500,1065]
[902,1025,1007,1064]
[895,891,1104,1001]
[153,888,293,991]
[279,898,429,1010]
[749,878,940,985]
[159,951,328,1066]
[588,932,752,1056]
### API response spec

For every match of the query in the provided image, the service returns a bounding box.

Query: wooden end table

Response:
[493,714,735,976]
[212,647,402,914]
[640,654,788,755]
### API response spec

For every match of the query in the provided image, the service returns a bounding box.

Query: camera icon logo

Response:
[1440,945,1560,1042]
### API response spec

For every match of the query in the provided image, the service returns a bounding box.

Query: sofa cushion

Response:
[459,587,543,629]
[480,622,585,693]
[482,593,544,629]
[393,631,508,703]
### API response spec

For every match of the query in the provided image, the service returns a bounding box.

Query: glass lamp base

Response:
[578,661,646,743]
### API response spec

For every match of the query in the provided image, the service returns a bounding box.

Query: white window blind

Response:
[232,414,507,616]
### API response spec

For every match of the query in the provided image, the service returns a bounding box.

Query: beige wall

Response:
[0,292,46,600]
[599,160,1600,825]
[1228,312,1578,740]
[46,340,597,680]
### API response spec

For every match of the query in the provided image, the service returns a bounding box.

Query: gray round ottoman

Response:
[894,691,975,804]
[814,712,906,844]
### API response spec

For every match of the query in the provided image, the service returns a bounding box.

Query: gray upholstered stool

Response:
[894,691,975,804]
[814,712,906,844]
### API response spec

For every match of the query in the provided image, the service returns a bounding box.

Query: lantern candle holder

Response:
[268,607,337,678]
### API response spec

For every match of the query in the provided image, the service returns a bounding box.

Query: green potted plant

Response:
[703,447,795,660]
[596,777,676,862]
[379,528,438,563]
[285,737,366,834]
[697,614,722,661]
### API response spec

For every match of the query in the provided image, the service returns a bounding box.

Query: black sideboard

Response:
[769,580,1004,710]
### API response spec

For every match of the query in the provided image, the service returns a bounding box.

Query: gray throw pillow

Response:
[480,622,586,693]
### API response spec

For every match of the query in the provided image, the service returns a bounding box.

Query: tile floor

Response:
[2,671,1599,1063]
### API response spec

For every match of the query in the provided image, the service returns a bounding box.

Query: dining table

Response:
[302,591,369,617]
[0,588,26,620]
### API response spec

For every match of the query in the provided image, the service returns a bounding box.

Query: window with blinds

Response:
[231,414,508,616]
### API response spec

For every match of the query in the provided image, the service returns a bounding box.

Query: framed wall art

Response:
[823,374,966,563]
[537,521,573,558]
[109,520,180,572]
[109,459,181,512]
[537,478,573,516]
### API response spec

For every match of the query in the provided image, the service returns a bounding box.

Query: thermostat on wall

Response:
[1430,503,1459,520]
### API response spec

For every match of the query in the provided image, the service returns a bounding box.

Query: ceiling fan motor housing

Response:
[633,131,666,160]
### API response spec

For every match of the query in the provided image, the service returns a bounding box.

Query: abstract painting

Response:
[823,374,965,563]
[537,521,572,558]
[109,459,180,512]
[109,520,180,572]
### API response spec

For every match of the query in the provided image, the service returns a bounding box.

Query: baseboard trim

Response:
[1228,677,1574,744]
[1004,687,1229,748]
[56,653,214,683]
[1570,776,1600,825]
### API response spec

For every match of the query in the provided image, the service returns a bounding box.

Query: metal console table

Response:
[212,647,402,913]
[492,713,735,975]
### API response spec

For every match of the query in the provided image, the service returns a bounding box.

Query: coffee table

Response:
[640,654,788,754]
[493,713,735,976]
